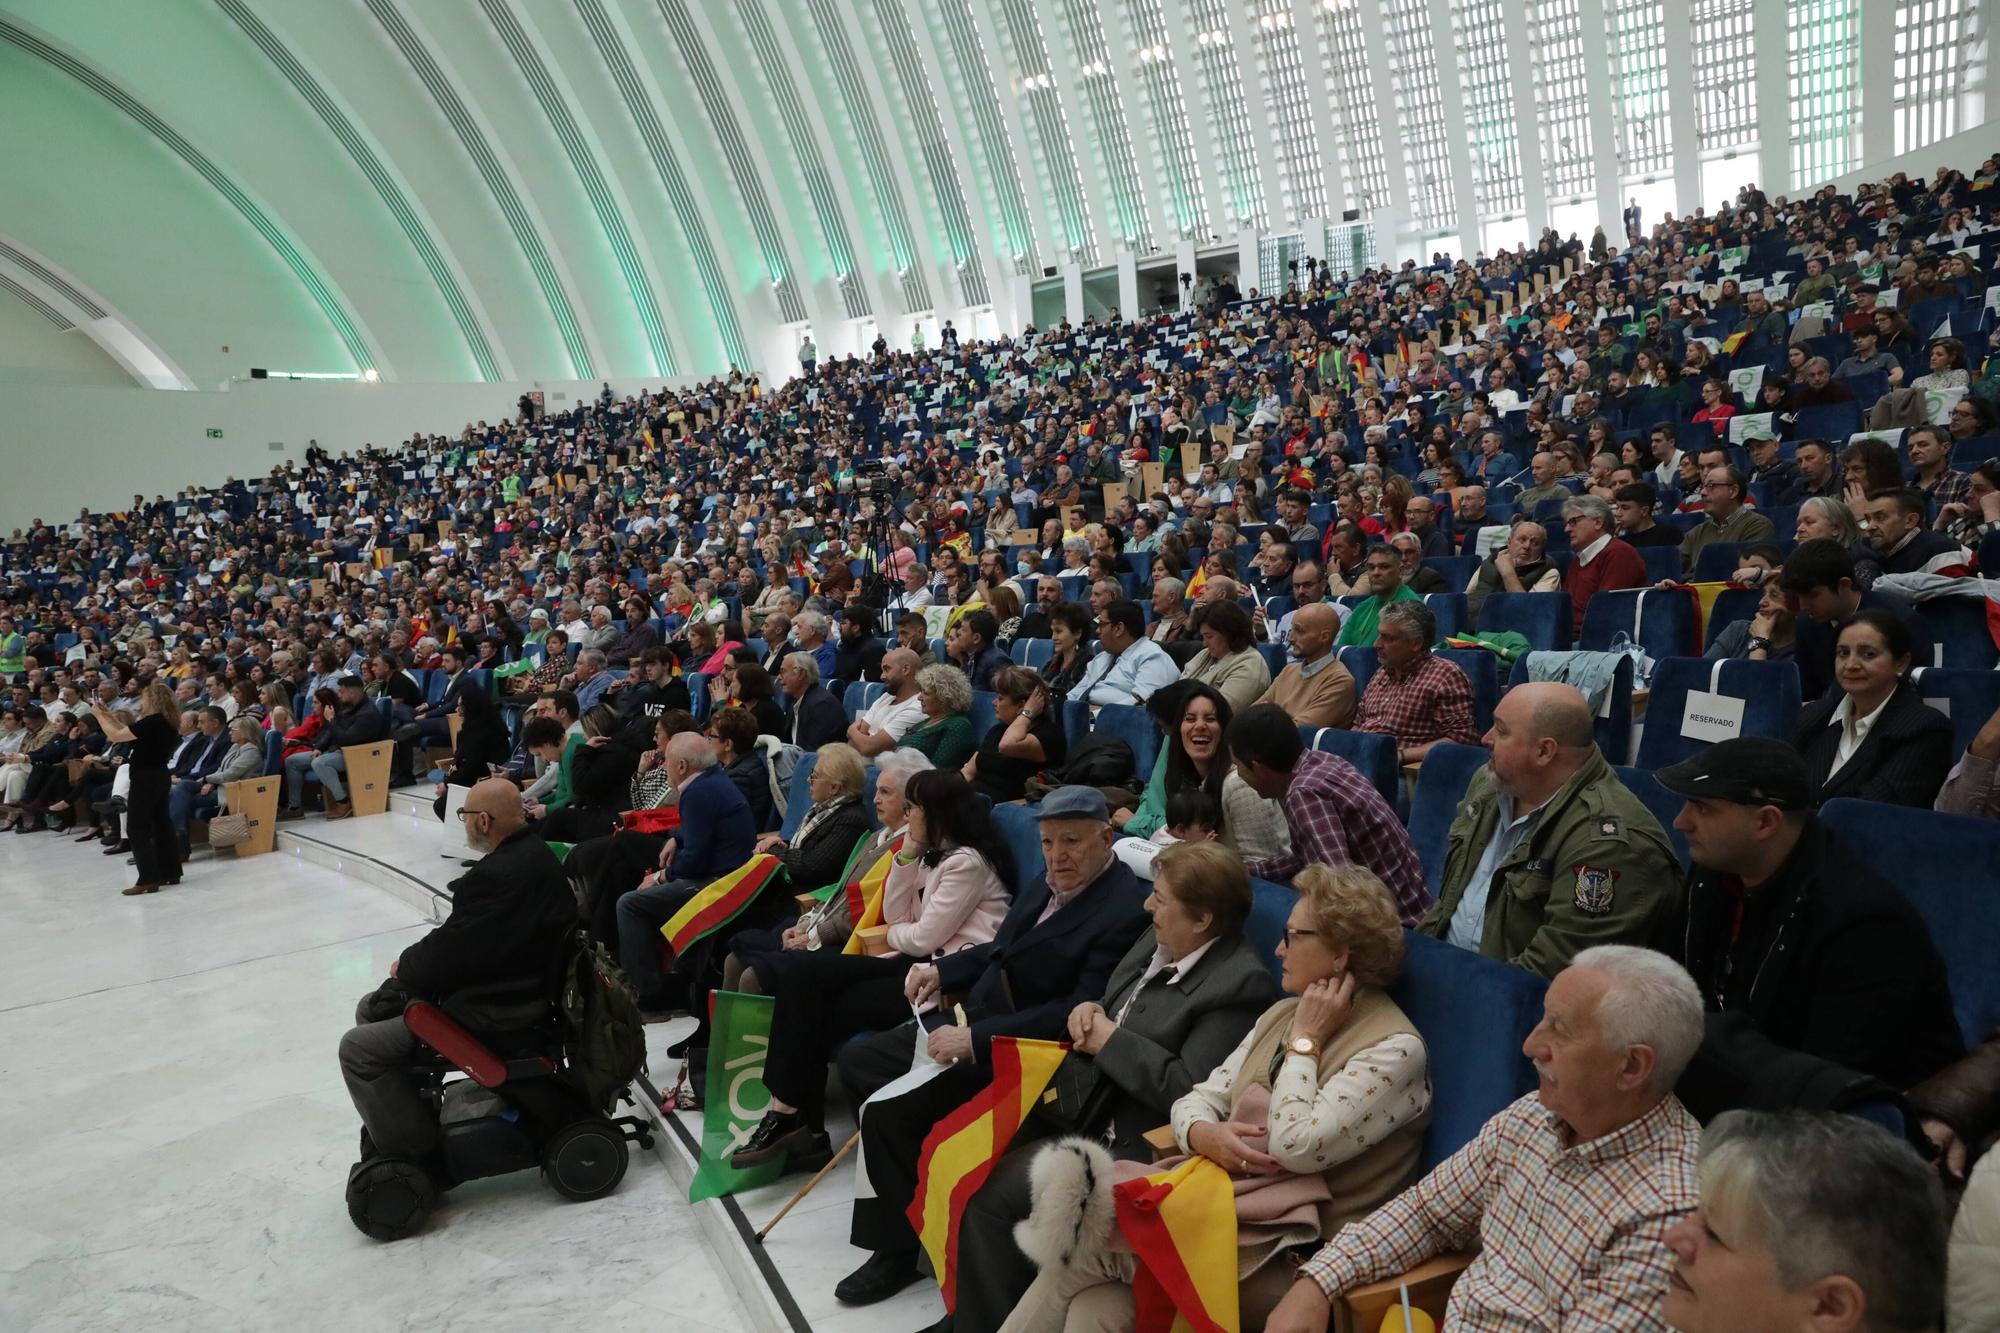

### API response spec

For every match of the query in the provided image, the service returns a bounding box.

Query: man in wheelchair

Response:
[338,777,587,1237]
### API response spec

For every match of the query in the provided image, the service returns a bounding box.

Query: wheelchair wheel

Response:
[346,1156,439,1241]
[542,1119,628,1201]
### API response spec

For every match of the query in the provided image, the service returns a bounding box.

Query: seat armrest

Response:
[1142,1125,1178,1160]
[1333,1253,1474,1333]
[855,925,895,956]
[795,892,820,915]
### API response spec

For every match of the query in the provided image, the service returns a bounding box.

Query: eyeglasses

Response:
[1282,926,1321,946]
[455,809,490,823]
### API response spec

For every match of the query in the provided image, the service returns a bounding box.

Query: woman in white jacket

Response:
[729,769,1015,1171]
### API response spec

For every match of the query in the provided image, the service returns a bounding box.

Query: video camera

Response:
[852,458,891,496]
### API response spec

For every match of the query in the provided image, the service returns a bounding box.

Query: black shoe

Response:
[915,1317,954,1333]
[834,1249,924,1306]
[102,841,130,855]
[729,1108,817,1169]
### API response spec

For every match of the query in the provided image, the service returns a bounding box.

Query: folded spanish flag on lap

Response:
[907,1037,1067,1310]
[1115,1155,1240,1333]
[839,843,902,956]
[660,854,784,959]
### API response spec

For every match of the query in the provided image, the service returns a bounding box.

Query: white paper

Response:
[1680,689,1746,744]
[1728,413,1776,444]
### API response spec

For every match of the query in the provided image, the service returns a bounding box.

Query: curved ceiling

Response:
[0,0,1986,389]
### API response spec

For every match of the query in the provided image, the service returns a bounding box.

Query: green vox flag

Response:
[688,991,786,1202]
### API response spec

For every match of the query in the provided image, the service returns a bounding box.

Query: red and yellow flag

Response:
[1115,1155,1240,1333]
[792,555,819,594]
[1185,563,1209,600]
[661,854,785,959]
[907,1037,1068,1309]
[840,845,902,956]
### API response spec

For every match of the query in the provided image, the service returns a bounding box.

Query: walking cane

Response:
[754,1129,862,1243]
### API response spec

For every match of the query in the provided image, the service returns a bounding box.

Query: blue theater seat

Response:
[1478,592,1571,651]
[1305,725,1402,813]
[1405,743,1490,894]
[1912,667,2000,761]
[1093,703,1160,779]
[1388,933,1549,1171]
[1633,657,1803,770]
[1821,799,2000,1047]
[1578,588,1698,662]
[1613,765,1691,868]
[1434,648,1498,734]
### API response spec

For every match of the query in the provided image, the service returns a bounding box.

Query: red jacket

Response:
[1566,537,1649,634]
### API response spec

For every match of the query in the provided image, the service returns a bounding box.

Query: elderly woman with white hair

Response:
[896,663,979,770]
[723,748,935,995]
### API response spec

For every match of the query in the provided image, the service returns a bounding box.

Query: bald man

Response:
[1254,602,1356,729]
[1416,683,1683,979]
[340,778,578,1168]
[848,647,925,757]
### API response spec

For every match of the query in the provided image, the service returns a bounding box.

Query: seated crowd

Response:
[10,159,2000,1329]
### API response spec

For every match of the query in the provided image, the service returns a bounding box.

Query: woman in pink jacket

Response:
[730,770,1015,1171]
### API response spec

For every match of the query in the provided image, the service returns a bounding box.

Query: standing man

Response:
[1420,683,1681,978]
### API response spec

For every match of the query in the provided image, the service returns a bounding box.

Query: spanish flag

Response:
[1115,1155,1240,1333]
[661,854,786,959]
[906,1037,1067,1309]
[1185,563,1208,600]
[839,845,902,956]
[1720,329,1749,355]
[792,554,818,594]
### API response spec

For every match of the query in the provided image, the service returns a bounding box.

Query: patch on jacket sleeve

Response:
[1573,865,1618,915]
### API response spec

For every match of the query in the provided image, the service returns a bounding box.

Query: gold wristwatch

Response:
[1289,1035,1320,1059]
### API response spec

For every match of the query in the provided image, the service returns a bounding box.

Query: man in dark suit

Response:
[826,786,1152,1307]
[339,778,578,1165]
[391,643,472,782]
[949,843,1280,1333]
[780,652,846,750]
[1657,738,1962,1120]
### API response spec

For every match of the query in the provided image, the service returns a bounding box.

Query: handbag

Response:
[207,812,252,847]
[1026,1052,1122,1139]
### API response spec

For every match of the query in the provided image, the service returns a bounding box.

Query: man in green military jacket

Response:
[1417,682,1682,978]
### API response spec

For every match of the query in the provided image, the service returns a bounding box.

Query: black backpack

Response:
[557,930,646,1108]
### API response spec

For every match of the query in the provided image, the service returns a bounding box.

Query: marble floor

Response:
[0,824,752,1333]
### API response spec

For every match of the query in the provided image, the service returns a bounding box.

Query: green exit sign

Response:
[205,428,223,439]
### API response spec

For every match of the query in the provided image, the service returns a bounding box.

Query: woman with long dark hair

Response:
[730,769,1015,1170]
[92,682,182,895]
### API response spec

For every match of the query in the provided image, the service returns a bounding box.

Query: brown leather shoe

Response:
[122,882,160,896]
[327,799,354,821]
[276,806,305,822]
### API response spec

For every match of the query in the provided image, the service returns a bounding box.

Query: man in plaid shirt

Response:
[1352,600,1481,764]
[1228,703,1430,924]
[1266,946,1704,1333]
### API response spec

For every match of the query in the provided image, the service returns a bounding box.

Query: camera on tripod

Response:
[852,458,890,496]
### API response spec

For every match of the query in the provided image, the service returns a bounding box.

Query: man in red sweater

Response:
[1560,494,1648,635]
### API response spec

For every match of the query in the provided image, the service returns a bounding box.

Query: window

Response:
[1894,0,1974,154]
[1125,0,1208,237]
[1383,0,1456,232]
[1252,0,1327,221]
[1691,0,1758,154]
[869,0,990,302]
[1054,0,1150,249]
[1788,0,1859,185]
[993,0,1096,262]
[1454,0,1524,220]
[1185,0,1268,228]
[1610,0,1673,180]
[1312,0,1390,218]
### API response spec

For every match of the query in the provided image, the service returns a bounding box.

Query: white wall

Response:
[0,375,695,530]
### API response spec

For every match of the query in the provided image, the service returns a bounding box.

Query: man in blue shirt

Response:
[947,610,1009,691]
[615,732,756,1014]
[1074,601,1179,706]
[792,610,839,681]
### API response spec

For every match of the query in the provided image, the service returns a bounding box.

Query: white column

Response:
[965,0,1064,263]
[1502,9,1548,241]
[1062,264,1085,323]
[1094,0,1171,250]
[828,0,966,314]
[1357,0,1408,212]
[1031,0,1117,258]
[1858,0,1896,174]
[1576,0,1626,240]
[1300,217,1328,266]
[1116,252,1140,317]
[1288,0,1348,220]
[1661,11,1702,219]
[1167,0,1238,241]
[1221,2,1292,229]
[902,0,1013,307]
[1427,0,1481,258]
[1237,227,1261,295]
[1753,0,1792,195]
[1174,238,1199,310]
